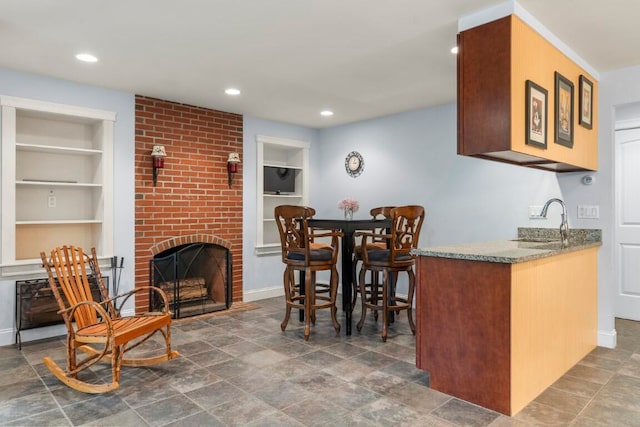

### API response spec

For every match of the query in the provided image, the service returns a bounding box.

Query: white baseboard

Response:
[0,324,67,347]
[243,286,284,302]
[120,308,135,317]
[597,328,617,349]
[0,328,14,347]
[242,284,415,310]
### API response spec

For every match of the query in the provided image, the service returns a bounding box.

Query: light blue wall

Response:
[317,101,627,347]
[560,63,640,347]
[0,68,135,345]
[241,105,562,301]
[240,103,569,314]
[242,116,319,299]
[308,103,562,302]
[314,103,561,246]
[2,63,637,348]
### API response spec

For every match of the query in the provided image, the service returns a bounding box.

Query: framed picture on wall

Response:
[579,75,593,129]
[525,80,548,148]
[554,71,574,148]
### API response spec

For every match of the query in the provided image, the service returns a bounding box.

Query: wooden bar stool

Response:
[275,205,343,340]
[356,205,425,341]
[352,206,395,315]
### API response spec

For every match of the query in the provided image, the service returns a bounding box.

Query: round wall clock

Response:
[345,151,364,177]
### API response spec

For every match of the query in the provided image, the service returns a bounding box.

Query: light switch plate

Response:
[577,205,600,219]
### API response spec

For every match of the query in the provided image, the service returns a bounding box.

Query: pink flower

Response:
[338,198,359,212]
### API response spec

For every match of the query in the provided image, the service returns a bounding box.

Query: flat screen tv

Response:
[264,166,296,194]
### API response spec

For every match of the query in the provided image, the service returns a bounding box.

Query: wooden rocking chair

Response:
[40,245,179,393]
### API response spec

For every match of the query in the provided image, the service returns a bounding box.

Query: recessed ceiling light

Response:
[450,46,459,54]
[75,53,98,63]
[225,88,241,96]
[320,110,334,117]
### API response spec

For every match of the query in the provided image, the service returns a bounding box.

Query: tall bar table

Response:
[306,217,392,335]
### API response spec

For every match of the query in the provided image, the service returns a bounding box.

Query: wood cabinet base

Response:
[415,248,598,415]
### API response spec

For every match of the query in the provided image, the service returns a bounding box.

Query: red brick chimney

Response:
[134,96,243,313]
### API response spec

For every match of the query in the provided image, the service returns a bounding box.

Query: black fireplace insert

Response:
[149,243,232,318]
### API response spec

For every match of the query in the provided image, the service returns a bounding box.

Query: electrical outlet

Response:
[48,195,56,208]
[529,205,545,219]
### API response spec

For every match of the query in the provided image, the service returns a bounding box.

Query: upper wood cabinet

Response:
[457,15,598,172]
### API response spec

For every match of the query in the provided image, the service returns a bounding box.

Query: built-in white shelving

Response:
[256,135,309,255]
[1,95,115,271]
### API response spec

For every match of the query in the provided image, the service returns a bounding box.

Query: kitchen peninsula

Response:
[414,228,602,416]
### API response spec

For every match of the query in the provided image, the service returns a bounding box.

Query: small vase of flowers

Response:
[338,198,359,220]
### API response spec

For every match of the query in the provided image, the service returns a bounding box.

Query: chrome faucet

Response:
[540,198,569,247]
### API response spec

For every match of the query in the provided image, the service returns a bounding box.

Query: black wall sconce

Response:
[151,145,167,186]
[227,152,241,188]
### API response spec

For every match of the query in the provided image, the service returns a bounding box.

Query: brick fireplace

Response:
[149,235,232,318]
[134,96,243,314]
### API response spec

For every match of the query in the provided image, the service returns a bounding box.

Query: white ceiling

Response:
[1,0,639,128]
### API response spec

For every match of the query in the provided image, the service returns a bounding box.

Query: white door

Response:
[615,125,640,320]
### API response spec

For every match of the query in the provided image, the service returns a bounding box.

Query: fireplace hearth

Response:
[149,242,231,318]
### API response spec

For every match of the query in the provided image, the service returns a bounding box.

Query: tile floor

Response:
[1,297,640,426]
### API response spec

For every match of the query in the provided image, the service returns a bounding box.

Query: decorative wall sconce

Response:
[227,152,241,188]
[151,145,167,186]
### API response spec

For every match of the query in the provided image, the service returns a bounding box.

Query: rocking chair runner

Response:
[40,245,179,393]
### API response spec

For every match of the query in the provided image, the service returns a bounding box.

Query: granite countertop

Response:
[412,228,602,264]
